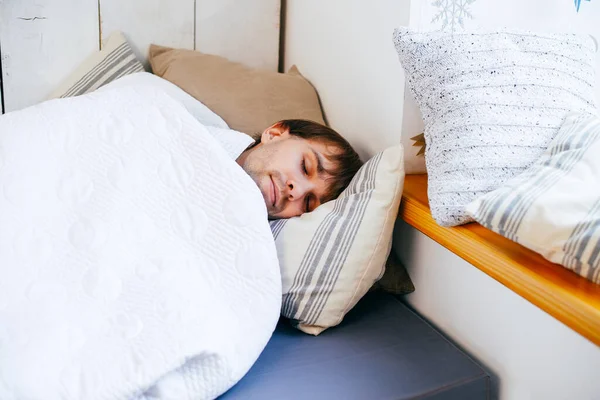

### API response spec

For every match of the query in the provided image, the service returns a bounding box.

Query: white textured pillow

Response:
[271,145,405,335]
[393,28,598,226]
[467,113,600,283]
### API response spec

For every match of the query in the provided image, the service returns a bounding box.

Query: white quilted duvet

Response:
[0,86,281,400]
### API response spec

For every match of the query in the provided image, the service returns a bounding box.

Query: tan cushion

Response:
[148,45,325,135]
[373,251,415,295]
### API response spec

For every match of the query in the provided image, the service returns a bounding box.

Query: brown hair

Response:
[275,119,362,202]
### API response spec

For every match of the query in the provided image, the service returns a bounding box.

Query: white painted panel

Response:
[196,0,280,71]
[394,221,600,400]
[100,0,195,68]
[0,0,98,112]
[284,0,411,161]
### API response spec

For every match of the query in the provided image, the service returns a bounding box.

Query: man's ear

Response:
[260,123,290,144]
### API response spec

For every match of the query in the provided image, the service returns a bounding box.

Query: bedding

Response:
[0,85,281,400]
[148,45,326,135]
[99,73,413,324]
[98,72,229,130]
[467,113,600,283]
[372,250,415,295]
[393,28,598,227]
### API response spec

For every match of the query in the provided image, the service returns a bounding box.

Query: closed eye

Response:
[305,195,311,213]
[302,158,308,175]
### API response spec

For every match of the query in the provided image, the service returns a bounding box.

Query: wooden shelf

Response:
[400,174,600,346]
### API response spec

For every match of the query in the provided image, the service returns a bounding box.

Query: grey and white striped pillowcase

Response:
[51,32,144,99]
[281,152,381,325]
[467,113,600,283]
[60,42,145,98]
[269,146,405,334]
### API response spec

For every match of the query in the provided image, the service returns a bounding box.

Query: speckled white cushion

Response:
[393,28,598,226]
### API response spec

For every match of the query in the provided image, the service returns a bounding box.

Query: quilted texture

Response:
[0,86,281,400]
[98,72,230,131]
[467,113,600,283]
[271,145,405,335]
[393,28,598,226]
[97,72,257,160]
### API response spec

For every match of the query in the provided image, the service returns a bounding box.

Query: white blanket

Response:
[0,86,281,400]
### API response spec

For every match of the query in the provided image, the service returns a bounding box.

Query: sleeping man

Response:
[99,72,362,220]
[236,119,362,219]
[0,78,366,400]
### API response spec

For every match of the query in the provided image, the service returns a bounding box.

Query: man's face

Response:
[238,124,338,219]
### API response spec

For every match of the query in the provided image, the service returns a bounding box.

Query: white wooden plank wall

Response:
[0,0,99,112]
[0,0,281,113]
[100,0,196,69]
[196,0,280,71]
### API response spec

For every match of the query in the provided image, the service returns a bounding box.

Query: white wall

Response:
[0,0,280,113]
[284,0,411,164]
[0,0,100,113]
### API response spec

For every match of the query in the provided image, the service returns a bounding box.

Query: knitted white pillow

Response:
[270,145,405,335]
[393,28,598,226]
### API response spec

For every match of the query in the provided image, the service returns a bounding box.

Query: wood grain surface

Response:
[401,174,600,346]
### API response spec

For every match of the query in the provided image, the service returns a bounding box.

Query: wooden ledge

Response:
[400,174,600,346]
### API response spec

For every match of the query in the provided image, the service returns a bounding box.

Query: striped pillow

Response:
[393,29,598,227]
[467,113,600,283]
[49,31,144,99]
[271,145,405,335]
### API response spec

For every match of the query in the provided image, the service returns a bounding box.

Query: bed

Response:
[0,38,490,399]
[221,292,489,400]
[3,1,597,399]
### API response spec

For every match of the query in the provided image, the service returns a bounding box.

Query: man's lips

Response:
[270,175,278,208]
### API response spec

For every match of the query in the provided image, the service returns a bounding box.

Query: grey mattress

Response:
[220,292,489,400]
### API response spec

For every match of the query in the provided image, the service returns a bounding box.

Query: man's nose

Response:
[286,178,310,200]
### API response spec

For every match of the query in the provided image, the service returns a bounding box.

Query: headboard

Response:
[283,0,600,173]
[0,0,281,113]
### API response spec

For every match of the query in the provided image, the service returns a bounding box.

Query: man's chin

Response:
[268,212,284,220]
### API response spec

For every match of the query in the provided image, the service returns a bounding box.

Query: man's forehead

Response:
[306,140,340,166]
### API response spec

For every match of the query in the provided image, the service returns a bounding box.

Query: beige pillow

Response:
[148,45,325,135]
[270,145,405,335]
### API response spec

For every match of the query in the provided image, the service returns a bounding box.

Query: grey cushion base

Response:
[220,292,489,399]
